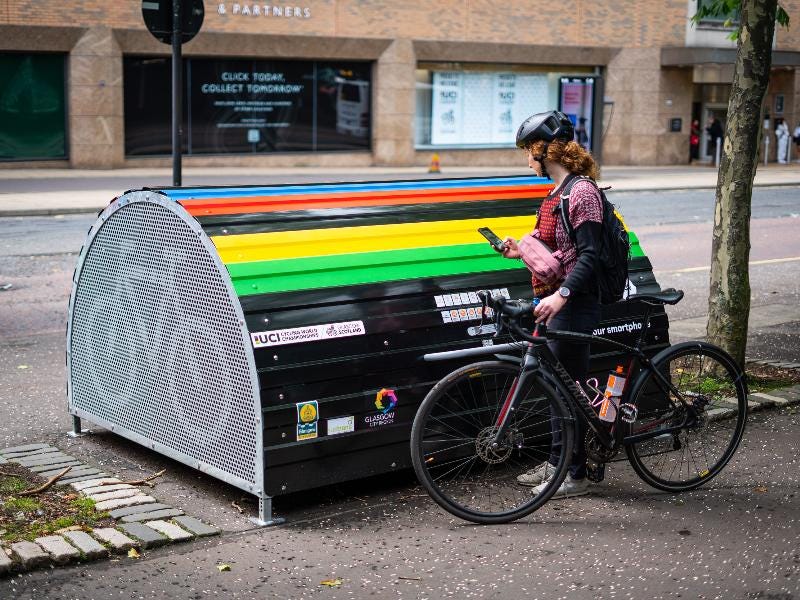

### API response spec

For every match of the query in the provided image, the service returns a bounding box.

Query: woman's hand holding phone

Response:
[501,237,520,259]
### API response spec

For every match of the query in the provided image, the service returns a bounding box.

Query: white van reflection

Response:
[336,80,369,138]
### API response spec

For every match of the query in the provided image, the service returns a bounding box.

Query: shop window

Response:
[696,0,739,26]
[415,64,594,149]
[0,53,67,160]
[124,58,371,156]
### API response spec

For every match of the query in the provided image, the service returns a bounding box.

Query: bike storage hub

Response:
[66,175,669,524]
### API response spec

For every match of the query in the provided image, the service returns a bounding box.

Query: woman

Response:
[500,110,603,498]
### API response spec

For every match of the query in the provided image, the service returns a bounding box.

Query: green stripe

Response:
[628,231,645,258]
[228,244,524,296]
[227,232,649,297]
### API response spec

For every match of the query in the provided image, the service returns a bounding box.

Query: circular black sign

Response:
[142,0,204,45]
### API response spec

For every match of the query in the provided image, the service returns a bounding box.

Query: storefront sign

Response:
[216,3,311,18]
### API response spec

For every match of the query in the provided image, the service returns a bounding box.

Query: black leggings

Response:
[546,293,601,479]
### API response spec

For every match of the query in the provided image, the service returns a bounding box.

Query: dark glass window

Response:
[124,57,371,156]
[0,53,66,160]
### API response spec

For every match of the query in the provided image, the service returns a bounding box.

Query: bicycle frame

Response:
[424,301,700,455]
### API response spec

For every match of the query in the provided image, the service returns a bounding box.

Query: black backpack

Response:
[558,176,631,304]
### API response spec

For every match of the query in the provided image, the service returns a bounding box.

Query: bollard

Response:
[764,136,769,166]
[715,137,721,168]
[428,153,441,174]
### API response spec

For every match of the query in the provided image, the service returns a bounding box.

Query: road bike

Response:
[410,289,748,524]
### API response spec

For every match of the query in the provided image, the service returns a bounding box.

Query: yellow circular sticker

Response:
[299,403,317,423]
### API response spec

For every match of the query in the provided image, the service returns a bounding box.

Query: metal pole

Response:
[764,136,769,167]
[172,0,183,187]
[715,136,721,168]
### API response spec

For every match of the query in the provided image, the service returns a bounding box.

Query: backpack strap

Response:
[558,175,595,242]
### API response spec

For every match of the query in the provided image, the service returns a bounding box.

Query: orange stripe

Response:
[181,185,552,217]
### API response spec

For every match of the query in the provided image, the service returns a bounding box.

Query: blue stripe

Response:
[159,176,552,201]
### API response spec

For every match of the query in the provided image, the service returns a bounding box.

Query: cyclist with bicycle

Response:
[500,110,603,498]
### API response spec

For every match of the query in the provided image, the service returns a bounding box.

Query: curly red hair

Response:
[525,139,599,180]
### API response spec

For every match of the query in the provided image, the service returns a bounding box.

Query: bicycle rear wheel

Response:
[410,361,572,524]
[625,342,747,492]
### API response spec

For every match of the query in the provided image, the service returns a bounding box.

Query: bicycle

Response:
[410,289,748,524]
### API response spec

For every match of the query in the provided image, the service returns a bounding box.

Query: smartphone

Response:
[478,227,506,253]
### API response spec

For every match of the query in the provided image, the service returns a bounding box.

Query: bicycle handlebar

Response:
[477,290,544,344]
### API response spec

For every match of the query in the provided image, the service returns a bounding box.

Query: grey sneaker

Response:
[516,462,555,487]
[534,474,591,498]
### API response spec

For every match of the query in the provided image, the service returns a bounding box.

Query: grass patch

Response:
[0,463,114,543]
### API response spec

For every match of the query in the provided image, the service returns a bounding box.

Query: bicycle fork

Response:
[490,347,538,449]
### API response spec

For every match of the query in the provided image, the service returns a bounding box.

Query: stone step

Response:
[62,531,108,560]
[173,516,220,537]
[91,528,138,553]
[118,523,169,548]
[121,508,184,523]
[145,520,193,542]
[10,541,50,569]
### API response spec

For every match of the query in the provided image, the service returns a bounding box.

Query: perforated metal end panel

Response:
[67,192,262,496]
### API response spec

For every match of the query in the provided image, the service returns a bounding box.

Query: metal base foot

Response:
[248,496,285,527]
[67,415,91,437]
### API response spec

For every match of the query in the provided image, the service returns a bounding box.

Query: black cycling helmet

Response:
[515,110,575,148]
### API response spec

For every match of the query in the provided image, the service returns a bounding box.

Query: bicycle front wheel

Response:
[410,361,572,524]
[625,342,747,492]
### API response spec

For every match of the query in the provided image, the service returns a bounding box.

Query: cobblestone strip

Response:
[1,447,222,578]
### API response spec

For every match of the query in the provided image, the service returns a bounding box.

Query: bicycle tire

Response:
[625,341,747,492]
[410,360,572,524]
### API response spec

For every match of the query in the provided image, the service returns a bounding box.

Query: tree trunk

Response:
[707,0,778,368]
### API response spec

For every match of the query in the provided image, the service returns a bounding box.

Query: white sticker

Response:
[459,292,470,305]
[443,295,454,306]
[434,295,445,307]
[251,320,365,348]
[441,310,452,323]
[327,416,355,436]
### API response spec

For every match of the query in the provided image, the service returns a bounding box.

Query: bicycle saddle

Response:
[629,288,684,305]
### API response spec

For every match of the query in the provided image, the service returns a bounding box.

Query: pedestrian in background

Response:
[705,116,723,160]
[775,118,790,164]
[794,122,800,162]
[689,119,700,163]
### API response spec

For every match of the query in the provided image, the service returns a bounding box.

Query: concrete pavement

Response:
[1,163,799,216]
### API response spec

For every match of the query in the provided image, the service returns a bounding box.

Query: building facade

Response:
[1,0,799,168]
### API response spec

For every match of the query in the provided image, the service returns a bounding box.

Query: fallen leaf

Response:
[231,501,244,514]
[127,548,140,559]
[217,564,231,572]
[678,529,691,536]
[320,578,343,587]
[754,486,768,493]
[17,365,29,370]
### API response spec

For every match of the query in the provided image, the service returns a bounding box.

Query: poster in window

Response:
[462,72,493,143]
[559,77,595,151]
[431,72,462,145]
[512,74,549,142]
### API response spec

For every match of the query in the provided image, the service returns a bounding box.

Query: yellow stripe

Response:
[212,216,537,264]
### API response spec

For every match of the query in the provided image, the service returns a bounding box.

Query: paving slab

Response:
[121,508,184,523]
[16,453,74,467]
[119,523,169,548]
[29,460,84,473]
[71,477,122,491]
[145,520,193,541]
[10,541,50,569]
[37,465,97,478]
[1,447,62,460]
[35,535,81,564]
[91,528,138,553]
[0,456,6,465]
[94,494,157,511]
[108,502,171,519]
[62,531,108,560]
[86,488,141,503]
[80,483,136,495]
[0,548,12,573]
[707,407,736,422]
[57,472,110,485]
[173,516,220,537]
[719,397,759,411]
[1,443,50,454]
[750,392,790,406]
